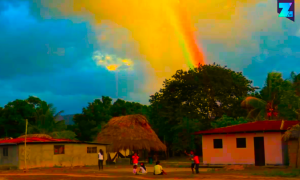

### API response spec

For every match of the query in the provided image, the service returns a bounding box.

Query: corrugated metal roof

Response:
[0,137,78,144]
[0,137,109,145]
[194,120,300,135]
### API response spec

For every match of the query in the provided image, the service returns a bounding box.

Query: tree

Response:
[241,72,285,120]
[0,98,37,137]
[110,99,150,117]
[211,115,251,128]
[72,96,113,141]
[149,63,255,152]
[27,101,66,134]
[278,72,300,120]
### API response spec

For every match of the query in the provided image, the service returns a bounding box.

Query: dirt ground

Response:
[0,166,298,180]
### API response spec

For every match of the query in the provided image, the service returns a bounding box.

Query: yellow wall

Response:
[18,143,107,169]
[202,132,284,165]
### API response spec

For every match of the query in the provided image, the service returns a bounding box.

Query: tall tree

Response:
[0,98,36,137]
[150,63,255,152]
[27,101,66,134]
[242,72,284,120]
[72,96,113,141]
[279,72,300,120]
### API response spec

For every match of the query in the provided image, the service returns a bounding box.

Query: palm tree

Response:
[28,101,66,134]
[241,72,283,120]
[282,124,300,168]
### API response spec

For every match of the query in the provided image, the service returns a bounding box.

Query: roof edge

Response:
[0,141,110,145]
[194,130,287,135]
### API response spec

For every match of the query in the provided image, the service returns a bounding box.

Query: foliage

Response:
[171,117,202,152]
[0,96,41,137]
[0,96,66,138]
[50,130,77,140]
[241,72,286,120]
[72,96,149,141]
[149,63,255,151]
[211,115,251,128]
[27,101,66,134]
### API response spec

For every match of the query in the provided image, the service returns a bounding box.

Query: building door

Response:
[254,137,265,166]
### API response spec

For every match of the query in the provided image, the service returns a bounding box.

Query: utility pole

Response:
[24,119,28,172]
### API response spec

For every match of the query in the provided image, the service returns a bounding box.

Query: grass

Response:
[0,165,18,170]
[252,168,300,177]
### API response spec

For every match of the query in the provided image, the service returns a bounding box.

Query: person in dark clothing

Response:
[184,150,195,173]
[98,149,104,170]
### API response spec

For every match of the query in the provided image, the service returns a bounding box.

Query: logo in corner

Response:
[278,0,295,22]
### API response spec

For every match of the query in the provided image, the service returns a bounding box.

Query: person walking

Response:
[98,149,104,170]
[184,150,195,174]
[193,152,200,174]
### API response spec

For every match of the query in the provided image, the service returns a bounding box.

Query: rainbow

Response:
[167,1,205,68]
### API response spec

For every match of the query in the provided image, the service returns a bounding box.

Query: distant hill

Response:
[56,114,75,125]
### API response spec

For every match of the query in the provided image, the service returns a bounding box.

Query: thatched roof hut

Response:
[282,124,300,141]
[19,134,52,139]
[95,114,166,152]
[282,123,300,168]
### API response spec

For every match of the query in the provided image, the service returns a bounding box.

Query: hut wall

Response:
[202,132,284,165]
[287,140,300,168]
[18,143,107,169]
[0,145,19,167]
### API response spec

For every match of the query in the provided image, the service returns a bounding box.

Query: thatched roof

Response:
[95,114,166,152]
[19,134,52,139]
[282,124,300,141]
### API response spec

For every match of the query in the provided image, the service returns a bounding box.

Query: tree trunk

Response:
[297,135,300,168]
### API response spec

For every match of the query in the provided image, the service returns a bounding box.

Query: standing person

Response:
[184,150,195,174]
[132,153,139,165]
[98,149,104,170]
[153,161,166,175]
[193,152,200,174]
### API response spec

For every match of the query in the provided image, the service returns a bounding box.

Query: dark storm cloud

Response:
[0,0,98,79]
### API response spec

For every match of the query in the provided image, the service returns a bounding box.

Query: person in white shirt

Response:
[139,163,147,174]
[98,149,104,170]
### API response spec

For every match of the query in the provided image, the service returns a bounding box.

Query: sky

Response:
[0,0,300,115]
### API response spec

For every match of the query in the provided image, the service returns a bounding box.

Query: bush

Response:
[211,115,251,128]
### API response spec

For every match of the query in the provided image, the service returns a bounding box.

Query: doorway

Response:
[254,137,265,166]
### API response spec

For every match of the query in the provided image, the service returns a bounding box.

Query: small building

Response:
[0,137,108,169]
[195,120,299,166]
[282,123,300,168]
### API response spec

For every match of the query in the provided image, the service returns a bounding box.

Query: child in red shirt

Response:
[193,153,200,174]
[132,153,139,165]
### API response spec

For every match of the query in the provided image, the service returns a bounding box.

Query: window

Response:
[3,147,8,156]
[213,139,223,149]
[54,145,65,155]
[87,147,97,153]
[236,138,246,148]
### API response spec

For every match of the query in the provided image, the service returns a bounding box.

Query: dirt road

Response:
[0,167,297,180]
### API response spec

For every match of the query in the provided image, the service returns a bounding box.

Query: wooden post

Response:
[24,119,28,172]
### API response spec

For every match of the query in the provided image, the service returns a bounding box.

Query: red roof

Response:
[0,137,79,144]
[194,120,300,135]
